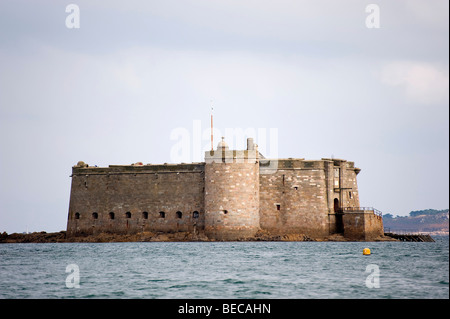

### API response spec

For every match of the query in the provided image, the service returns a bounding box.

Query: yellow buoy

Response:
[363,248,371,255]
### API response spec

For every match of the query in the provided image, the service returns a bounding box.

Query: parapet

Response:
[205,149,259,164]
[260,158,325,170]
[71,161,205,176]
[205,137,259,164]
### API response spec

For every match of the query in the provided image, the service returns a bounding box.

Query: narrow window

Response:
[125,212,131,218]
[193,211,199,219]
[334,168,340,188]
[176,211,182,219]
[74,212,80,219]
[92,212,98,219]
[223,210,228,214]
[276,204,281,211]
[142,211,148,219]
[294,186,298,191]
[349,191,352,199]
[159,211,165,218]
[109,212,115,220]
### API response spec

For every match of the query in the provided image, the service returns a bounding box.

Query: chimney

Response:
[247,138,254,151]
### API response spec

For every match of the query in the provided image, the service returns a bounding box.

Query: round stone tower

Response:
[204,137,260,240]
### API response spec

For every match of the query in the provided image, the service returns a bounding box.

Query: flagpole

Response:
[210,101,214,151]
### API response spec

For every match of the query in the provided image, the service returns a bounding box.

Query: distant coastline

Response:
[383,209,449,236]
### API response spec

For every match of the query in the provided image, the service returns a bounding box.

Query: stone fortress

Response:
[67,137,384,241]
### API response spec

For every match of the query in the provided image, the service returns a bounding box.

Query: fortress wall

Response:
[259,160,330,238]
[342,213,365,240]
[67,164,205,236]
[66,151,378,241]
[343,212,384,240]
[204,156,260,240]
[323,159,362,237]
[363,213,384,240]
[340,161,361,209]
[322,159,361,210]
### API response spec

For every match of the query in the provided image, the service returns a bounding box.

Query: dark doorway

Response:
[335,213,344,234]
[334,198,340,213]
[334,199,344,233]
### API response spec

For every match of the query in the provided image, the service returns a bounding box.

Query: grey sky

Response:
[0,0,448,233]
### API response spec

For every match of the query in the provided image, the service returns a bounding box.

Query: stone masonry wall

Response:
[204,150,260,240]
[338,160,361,209]
[67,163,205,237]
[363,213,384,240]
[259,159,363,239]
[259,159,330,238]
[343,211,384,240]
[325,159,361,236]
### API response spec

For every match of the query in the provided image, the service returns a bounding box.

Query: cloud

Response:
[0,0,449,233]
[402,0,449,30]
[380,61,449,104]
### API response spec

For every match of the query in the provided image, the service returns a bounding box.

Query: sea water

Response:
[0,237,448,299]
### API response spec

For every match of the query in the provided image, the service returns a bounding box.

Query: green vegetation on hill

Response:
[383,209,449,234]
[409,209,448,217]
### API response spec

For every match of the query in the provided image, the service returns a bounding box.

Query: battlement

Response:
[204,150,259,164]
[204,137,259,164]
[71,159,359,175]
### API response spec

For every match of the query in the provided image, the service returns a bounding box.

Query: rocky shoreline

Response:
[0,230,396,243]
